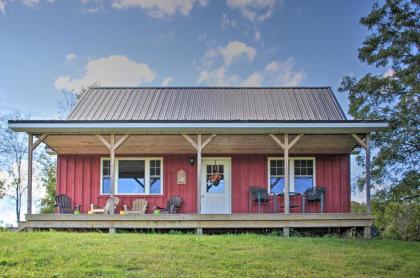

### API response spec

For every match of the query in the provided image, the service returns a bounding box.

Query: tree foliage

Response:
[38,154,57,214]
[340,0,419,189]
[341,0,419,240]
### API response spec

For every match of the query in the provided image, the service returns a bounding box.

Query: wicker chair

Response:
[303,187,325,213]
[55,194,74,214]
[155,196,182,214]
[249,186,277,213]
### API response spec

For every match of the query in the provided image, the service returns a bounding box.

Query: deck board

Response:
[21,213,373,230]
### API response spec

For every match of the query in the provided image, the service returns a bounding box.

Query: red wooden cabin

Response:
[9,87,387,235]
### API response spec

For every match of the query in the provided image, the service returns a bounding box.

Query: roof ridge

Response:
[88,86,332,90]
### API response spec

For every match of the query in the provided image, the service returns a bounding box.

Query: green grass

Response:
[0,232,419,277]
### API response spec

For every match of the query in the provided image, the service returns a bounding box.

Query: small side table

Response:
[277,192,303,212]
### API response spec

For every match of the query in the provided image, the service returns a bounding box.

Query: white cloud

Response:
[220,41,256,66]
[0,0,56,13]
[253,28,261,42]
[241,72,262,86]
[264,58,305,86]
[198,66,240,86]
[383,68,395,78]
[54,55,155,93]
[20,0,39,7]
[221,13,236,30]
[161,76,174,86]
[65,53,77,61]
[226,0,281,22]
[111,0,208,18]
[0,1,6,13]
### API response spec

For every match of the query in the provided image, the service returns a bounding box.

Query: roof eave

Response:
[8,120,388,135]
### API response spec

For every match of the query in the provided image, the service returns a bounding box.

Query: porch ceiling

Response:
[44,134,359,155]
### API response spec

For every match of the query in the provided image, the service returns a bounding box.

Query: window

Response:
[293,159,314,193]
[268,158,315,194]
[269,159,285,194]
[102,160,111,194]
[149,160,162,194]
[206,164,225,193]
[100,158,163,195]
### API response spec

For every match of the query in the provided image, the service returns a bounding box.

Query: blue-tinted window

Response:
[270,176,284,194]
[117,160,145,194]
[294,177,313,193]
[102,177,111,194]
[150,160,161,194]
[294,160,314,193]
[270,159,284,194]
[102,160,111,194]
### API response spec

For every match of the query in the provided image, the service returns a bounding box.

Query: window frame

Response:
[267,157,316,194]
[100,157,164,196]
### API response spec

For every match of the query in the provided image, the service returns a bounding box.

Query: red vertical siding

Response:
[56,154,350,214]
[57,155,197,213]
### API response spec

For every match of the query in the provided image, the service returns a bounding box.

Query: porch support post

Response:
[27,134,48,215]
[27,134,33,216]
[96,134,130,214]
[182,134,217,213]
[269,134,304,214]
[351,134,371,213]
[110,135,116,203]
[284,134,290,214]
[197,135,202,213]
[365,135,371,213]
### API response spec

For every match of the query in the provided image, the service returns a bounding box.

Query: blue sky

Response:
[0,0,381,118]
[0,0,382,224]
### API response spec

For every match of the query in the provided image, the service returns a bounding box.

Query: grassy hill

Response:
[0,232,419,277]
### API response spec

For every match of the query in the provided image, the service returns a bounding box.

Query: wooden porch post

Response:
[365,135,371,213]
[27,134,48,215]
[182,134,217,214]
[110,135,116,203]
[27,134,33,215]
[284,134,289,214]
[96,134,130,214]
[196,135,202,213]
[269,134,304,214]
[351,133,371,213]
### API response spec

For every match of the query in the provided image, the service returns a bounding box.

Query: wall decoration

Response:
[177,170,186,184]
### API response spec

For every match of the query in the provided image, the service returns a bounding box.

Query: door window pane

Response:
[207,164,224,193]
[118,160,145,194]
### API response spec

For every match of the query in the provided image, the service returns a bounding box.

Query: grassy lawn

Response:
[0,232,419,277]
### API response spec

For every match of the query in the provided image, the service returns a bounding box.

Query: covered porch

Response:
[21,213,374,238]
[8,120,386,236]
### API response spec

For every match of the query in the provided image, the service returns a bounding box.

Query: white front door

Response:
[201,158,231,214]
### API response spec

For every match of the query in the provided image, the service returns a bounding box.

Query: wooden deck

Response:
[20,213,373,237]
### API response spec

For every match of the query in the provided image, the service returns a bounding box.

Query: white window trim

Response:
[267,157,316,193]
[100,157,164,196]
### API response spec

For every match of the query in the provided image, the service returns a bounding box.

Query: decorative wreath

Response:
[208,168,222,186]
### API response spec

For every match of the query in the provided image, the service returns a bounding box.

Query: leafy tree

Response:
[340,0,419,239]
[0,113,28,222]
[38,153,57,214]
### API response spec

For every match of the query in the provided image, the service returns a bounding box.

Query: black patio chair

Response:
[302,187,325,213]
[249,186,277,213]
[156,196,182,214]
[55,194,74,214]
